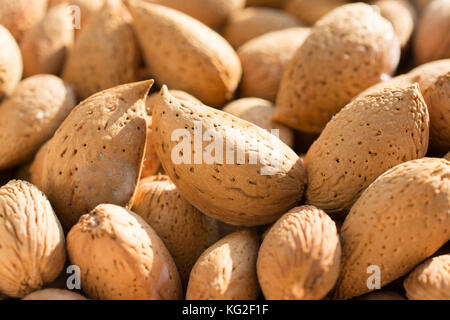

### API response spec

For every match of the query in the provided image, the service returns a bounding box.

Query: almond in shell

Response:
[0,25,22,100]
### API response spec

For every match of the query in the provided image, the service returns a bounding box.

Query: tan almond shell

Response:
[357,290,406,300]
[422,72,450,152]
[62,0,141,100]
[359,59,450,97]
[414,0,450,65]
[30,141,50,191]
[0,0,47,42]
[0,25,23,100]
[334,158,450,300]
[0,75,77,170]
[222,7,301,49]
[222,97,294,147]
[132,174,220,286]
[41,80,152,230]
[375,0,416,50]
[67,204,182,300]
[186,230,260,300]
[284,0,349,26]
[304,85,429,213]
[23,289,88,300]
[146,0,245,28]
[404,254,450,300]
[237,27,311,102]
[257,205,341,300]
[20,3,75,77]
[127,1,241,108]
[152,86,306,226]
[0,180,66,298]
[274,3,400,134]
[146,90,203,116]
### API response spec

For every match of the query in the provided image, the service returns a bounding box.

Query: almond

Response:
[223,7,301,49]
[0,25,22,100]
[414,0,450,64]
[186,230,260,300]
[20,3,75,77]
[237,27,310,102]
[335,158,450,299]
[152,86,306,226]
[62,0,141,100]
[274,3,400,133]
[404,254,450,300]
[0,75,77,170]
[304,85,429,213]
[0,180,66,298]
[127,0,241,108]
[257,205,341,300]
[30,141,50,191]
[23,289,88,300]
[67,204,182,300]
[41,80,152,230]
[132,174,220,286]
[223,97,294,147]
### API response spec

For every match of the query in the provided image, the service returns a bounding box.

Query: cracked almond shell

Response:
[127,0,241,108]
[20,3,75,77]
[0,180,66,298]
[62,0,141,100]
[23,289,88,300]
[0,75,77,170]
[41,80,153,230]
[414,0,450,65]
[132,174,220,286]
[304,85,429,213]
[67,204,182,300]
[404,254,450,300]
[0,25,22,101]
[152,86,306,226]
[0,0,47,42]
[223,97,294,147]
[146,0,245,28]
[257,205,341,300]
[335,158,450,299]
[223,7,301,49]
[237,27,310,102]
[186,230,260,300]
[274,3,400,133]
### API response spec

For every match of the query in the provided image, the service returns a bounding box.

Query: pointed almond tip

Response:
[160,85,170,97]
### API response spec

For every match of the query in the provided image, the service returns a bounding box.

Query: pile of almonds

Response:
[0,0,449,301]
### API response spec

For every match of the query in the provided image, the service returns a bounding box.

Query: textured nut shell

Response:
[274,3,400,133]
[335,158,450,299]
[23,289,88,300]
[152,87,306,226]
[20,3,75,77]
[284,0,348,26]
[414,0,450,65]
[30,141,50,191]
[0,180,66,298]
[304,85,429,213]
[423,72,450,152]
[186,231,260,300]
[67,204,182,300]
[146,90,203,116]
[132,174,220,286]
[223,7,301,49]
[0,75,77,170]
[41,80,152,230]
[0,0,47,42]
[257,206,341,300]
[0,25,23,100]
[358,290,406,300]
[237,27,310,102]
[223,97,294,147]
[128,1,241,108]
[404,254,450,300]
[145,0,245,28]
[375,0,416,50]
[62,0,141,100]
